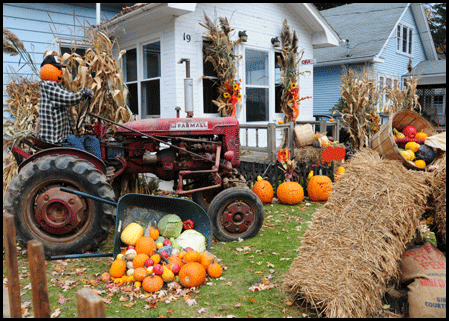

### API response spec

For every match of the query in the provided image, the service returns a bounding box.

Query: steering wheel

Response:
[76,97,91,132]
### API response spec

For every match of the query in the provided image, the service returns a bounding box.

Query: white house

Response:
[97,3,340,131]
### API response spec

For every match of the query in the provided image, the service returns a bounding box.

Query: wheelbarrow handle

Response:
[59,187,117,207]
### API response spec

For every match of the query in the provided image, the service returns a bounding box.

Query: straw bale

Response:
[430,152,446,246]
[283,149,433,318]
[293,144,344,163]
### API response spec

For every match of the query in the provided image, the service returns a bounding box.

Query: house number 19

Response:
[183,33,191,42]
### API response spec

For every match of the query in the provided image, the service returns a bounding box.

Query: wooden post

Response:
[319,120,327,134]
[267,123,276,162]
[3,213,22,318]
[77,288,105,318]
[27,240,50,318]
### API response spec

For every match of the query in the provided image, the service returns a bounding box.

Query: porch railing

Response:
[239,120,340,162]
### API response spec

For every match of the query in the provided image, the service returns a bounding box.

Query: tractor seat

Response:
[27,135,61,149]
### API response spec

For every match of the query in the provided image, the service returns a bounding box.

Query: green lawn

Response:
[3,201,323,318]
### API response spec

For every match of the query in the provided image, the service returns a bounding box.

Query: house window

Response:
[379,75,399,112]
[274,52,282,114]
[202,41,219,114]
[141,42,161,117]
[396,23,413,55]
[60,46,87,78]
[123,48,138,115]
[123,41,161,118]
[245,49,269,122]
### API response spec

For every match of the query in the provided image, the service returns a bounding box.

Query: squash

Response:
[277,148,291,162]
[110,257,127,278]
[415,145,435,164]
[179,262,207,288]
[121,223,144,246]
[161,265,175,283]
[413,160,426,168]
[402,125,417,138]
[415,132,428,139]
[276,182,304,205]
[307,175,332,202]
[400,150,415,161]
[393,128,405,139]
[405,141,420,153]
[142,275,164,293]
[252,176,274,203]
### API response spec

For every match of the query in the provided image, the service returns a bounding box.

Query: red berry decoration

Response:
[402,125,417,138]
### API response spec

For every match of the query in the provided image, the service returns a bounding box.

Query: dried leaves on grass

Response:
[283,149,433,318]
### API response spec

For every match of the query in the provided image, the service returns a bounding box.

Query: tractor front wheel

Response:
[4,155,115,257]
[207,187,264,242]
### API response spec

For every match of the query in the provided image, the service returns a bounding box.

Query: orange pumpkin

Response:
[415,132,428,139]
[308,175,332,202]
[142,275,164,293]
[109,258,127,278]
[135,236,156,256]
[252,177,274,203]
[207,262,223,278]
[179,262,207,288]
[40,64,63,83]
[276,182,304,205]
[277,148,291,162]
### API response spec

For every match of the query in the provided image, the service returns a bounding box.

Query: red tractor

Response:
[4,99,264,257]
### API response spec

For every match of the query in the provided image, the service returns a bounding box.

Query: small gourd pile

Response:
[103,216,223,293]
[393,125,435,167]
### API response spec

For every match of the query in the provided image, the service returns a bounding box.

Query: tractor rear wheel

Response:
[207,187,264,242]
[4,155,115,257]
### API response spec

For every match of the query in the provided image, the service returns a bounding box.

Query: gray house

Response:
[313,3,443,126]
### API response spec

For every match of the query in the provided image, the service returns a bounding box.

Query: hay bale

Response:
[283,149,433,318]
[431,152,446,246]
[293,143,345,163]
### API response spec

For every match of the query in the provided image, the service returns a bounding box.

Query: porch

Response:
[239,119,341,164]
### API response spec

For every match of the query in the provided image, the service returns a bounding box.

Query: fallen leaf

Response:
[225,281,233,286]
[233,302,241,308]
[198,307,206,314]
[51,307,61,318]
[249,298,256,303]
[285,301,294,306]
[185,298,197,306]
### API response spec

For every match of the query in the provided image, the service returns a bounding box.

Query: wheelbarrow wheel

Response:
[207,187,264,242]
[4,154,115,258]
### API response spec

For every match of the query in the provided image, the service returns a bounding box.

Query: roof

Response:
[314,3,409,66]
[403,59,446,78]
[97,3,340,48]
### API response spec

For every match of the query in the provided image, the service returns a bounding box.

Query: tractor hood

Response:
[117,117,239,136]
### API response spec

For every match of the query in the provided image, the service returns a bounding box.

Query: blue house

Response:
[2,3,125,106]
[313,3,441,123]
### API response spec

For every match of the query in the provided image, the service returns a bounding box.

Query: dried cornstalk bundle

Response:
[430,152,446,246]
[60,26,132,132]
[3,78,41,196]
[278,19,311,124]
[200,12,242,117]
[382,78,421,115]
[283,149,433,318]
[339,67,382,149]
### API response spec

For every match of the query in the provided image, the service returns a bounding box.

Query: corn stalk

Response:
[339,67,382,150]
[200,12,242,117]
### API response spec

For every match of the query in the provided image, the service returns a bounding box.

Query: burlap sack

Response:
[400,240,446,318]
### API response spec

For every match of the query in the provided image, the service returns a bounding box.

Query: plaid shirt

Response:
[38,81,84,144]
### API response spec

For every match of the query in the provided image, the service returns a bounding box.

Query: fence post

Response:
[319,120,327,134]
[287,122,294,154]
[267,123,276,162]
[77,288,106,318]
[27,240,50,318]
[3,213,22,318]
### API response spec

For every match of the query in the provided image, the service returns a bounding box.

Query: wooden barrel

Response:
[370,110,437,170]
[294,124,314,147]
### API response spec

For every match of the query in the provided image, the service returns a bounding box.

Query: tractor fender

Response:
[17,147,107,174]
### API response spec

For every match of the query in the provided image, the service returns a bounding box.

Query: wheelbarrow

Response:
[49,187,213,260]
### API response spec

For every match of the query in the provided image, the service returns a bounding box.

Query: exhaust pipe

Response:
[178,58,193,118]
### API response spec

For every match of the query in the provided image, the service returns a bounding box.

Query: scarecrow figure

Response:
[38,54,101,158]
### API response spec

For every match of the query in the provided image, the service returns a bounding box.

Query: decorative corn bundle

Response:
[283,149,433,318]
[200,13,242,117]
[338,67,382,150]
